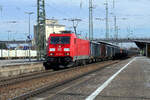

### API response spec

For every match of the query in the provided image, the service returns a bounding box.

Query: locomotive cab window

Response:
[50,36,70,44]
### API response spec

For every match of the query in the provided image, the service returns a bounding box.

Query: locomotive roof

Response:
[60,31,73,33]
[50,30,74,36]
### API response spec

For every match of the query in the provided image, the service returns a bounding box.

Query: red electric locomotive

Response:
[43,31,131,70]
[43,31,90,70]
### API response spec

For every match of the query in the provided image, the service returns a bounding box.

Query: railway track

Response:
[0,60,119,100]
[0,70,53,87]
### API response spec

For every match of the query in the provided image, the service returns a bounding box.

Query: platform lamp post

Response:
[24,32,28,59]
[7,21,17,59]
[25,12,34,62]
[7,30,11,59]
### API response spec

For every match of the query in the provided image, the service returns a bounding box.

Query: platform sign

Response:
[27,34,32,40]
[23,46,29,50]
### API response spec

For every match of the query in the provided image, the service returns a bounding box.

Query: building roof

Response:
[46,24,65,27]
[134,40,150,49]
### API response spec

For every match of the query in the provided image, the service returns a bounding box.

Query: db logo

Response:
[58,48,62,51]
[56,53,63,56]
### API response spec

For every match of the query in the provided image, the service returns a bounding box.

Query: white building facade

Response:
[34,19,65,43]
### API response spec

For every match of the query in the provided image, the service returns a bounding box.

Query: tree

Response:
[0,43,7,49]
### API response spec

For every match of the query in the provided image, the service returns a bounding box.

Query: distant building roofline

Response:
[46,18,58,21]
[133,40,150,44]
[46,24,65,27]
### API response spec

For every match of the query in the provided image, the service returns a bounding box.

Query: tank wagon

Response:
[43,31,129,70]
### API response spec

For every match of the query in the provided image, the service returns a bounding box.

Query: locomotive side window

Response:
[50,36,70,44]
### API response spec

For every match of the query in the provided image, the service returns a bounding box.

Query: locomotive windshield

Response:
[50,36,70,44]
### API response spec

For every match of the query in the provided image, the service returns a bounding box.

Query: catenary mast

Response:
[89,0,94,40]
[37,0,46,60]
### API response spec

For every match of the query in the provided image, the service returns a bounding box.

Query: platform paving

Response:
[93,56,150,100]
[31,57,150,100]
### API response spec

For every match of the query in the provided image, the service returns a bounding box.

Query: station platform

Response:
[0,59,44,77]
[0,59,42,67]
[34,56,150,100]
[93,56,150,100]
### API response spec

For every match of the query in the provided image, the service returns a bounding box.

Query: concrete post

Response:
[0,49,2,58]
[146,43,148,57]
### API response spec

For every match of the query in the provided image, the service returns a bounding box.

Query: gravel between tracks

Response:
[0,60,118,100]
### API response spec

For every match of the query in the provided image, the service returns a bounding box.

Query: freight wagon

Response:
[0,50,37,59]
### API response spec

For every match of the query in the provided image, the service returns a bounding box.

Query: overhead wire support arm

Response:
[70,18,82,34]
[0,5,2,17]
[64,18,82,34]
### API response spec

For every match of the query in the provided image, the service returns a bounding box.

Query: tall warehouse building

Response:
[34,19,65,43]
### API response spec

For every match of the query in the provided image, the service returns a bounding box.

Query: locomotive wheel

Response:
[53,66,59,71]
[43,62,51,70]
[73,61,78,67]
[82,60,86,66]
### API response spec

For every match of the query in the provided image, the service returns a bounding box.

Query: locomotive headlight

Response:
[50,48,55,51]
[64,48,70,51]
[50,53,54,56]
[65,53,70,56]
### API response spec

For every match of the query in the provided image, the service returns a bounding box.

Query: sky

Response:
[0,0,150,47]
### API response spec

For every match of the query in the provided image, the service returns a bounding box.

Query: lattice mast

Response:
[37,0,46,60]
[105,0,109,39]
[89,0,94,40]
